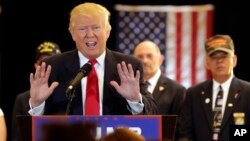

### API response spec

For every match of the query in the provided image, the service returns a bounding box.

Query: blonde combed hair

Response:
[69,2,111,31]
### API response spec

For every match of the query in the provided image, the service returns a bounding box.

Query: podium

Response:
[17,115,177,141]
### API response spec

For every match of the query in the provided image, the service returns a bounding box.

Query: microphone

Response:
[65,62,92,94]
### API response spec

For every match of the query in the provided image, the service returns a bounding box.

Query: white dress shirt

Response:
[212,73,233,116]
[146,69,161,94]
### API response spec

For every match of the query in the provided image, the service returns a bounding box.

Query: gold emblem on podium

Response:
[233,112,245,125]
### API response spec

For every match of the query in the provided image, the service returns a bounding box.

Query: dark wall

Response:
[1,0,250,140]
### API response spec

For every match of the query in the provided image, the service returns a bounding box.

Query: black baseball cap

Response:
[36,41,61,60]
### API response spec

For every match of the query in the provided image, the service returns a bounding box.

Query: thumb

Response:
[48,82,59,94]
[110,81,120,91]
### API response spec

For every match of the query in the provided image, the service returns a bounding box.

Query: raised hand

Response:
[110,61,141,102]
[29,62,59,107]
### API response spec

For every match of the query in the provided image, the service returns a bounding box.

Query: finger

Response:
[121,61,129,76]
[44,65,52,80]
[48,82,59,94]
[135,70,140,82]
[117,63,126,80]
[127,64,134,78]
[30,73,34,83]
[40,62,46,78]
[34,65,41,79]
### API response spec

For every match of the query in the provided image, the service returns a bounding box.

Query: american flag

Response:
[114,4,214,88]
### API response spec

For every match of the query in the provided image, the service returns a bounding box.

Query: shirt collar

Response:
[213,73,234,91]
[78,50,106,67]
[147,69,161,85]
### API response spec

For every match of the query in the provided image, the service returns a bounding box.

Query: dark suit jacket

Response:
[177,77,250,141]
[11,91,30,141]
[11,49,157,141]
[152,75,186,115]
[43,49,157,115]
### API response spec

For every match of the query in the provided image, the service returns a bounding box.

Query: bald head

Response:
[134,40,164,80]
[134,40,161,56]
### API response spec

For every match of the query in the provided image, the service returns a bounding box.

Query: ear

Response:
[106,29,111,39]
[233,55,237,67]
[69,27,76,41]
[159,55,164,65]
[205,56,210,70]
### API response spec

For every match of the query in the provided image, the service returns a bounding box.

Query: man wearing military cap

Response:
[11,41,61,141]
[34,41,61,68]
[177,34,250,141]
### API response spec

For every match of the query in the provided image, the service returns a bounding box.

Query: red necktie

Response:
[85,59,99,115]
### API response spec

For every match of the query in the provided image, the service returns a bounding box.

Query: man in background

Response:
[177,34,250,141]
[134,40,186,115]
[11,41,61,141]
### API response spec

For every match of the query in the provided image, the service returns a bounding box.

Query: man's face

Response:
[134,42,163,80]
[206,51,237,82]
[70,15,110,59]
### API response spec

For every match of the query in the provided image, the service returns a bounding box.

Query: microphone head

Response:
[80,63,92,76]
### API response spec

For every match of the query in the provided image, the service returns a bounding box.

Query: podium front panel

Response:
[17,115,177,141]
[33,115,162,141]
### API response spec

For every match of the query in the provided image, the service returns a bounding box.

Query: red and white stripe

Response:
[165,5,214,88]
[115,4,214,88]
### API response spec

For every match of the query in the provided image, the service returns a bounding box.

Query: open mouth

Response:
[86,41,97,48]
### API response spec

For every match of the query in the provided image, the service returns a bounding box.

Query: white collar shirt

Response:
[212,73,233,116]
[147,69,161,94]
[78,50,106,115]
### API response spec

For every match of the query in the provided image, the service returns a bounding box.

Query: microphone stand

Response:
[65,89,76,115]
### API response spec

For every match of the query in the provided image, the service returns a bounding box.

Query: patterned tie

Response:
[85,59,99,115]
[212,85,223,141]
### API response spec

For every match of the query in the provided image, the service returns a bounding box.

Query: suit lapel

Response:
[200,81,214,130]
[102,49,120,114]
[152,76,166,101]
[63,50,83,114]
[104,49,120,85]
[221,78,241,130]
[64,50,81,75]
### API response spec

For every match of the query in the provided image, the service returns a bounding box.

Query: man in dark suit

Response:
[134,40,186,115]
[177,34,250,141]
[28,2,157,116]
[11,41,61,141]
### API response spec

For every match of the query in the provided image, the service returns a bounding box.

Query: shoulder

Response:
[16,91,30,98]
[161,75,186,90]
[15,90,30,102]
[107,49,140,64]
[234,77,250,86]
[187,80,211,92]
[44,50,78,65]
[42,50,79,74]
[231,77,250,94]
[106,49,142,71]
